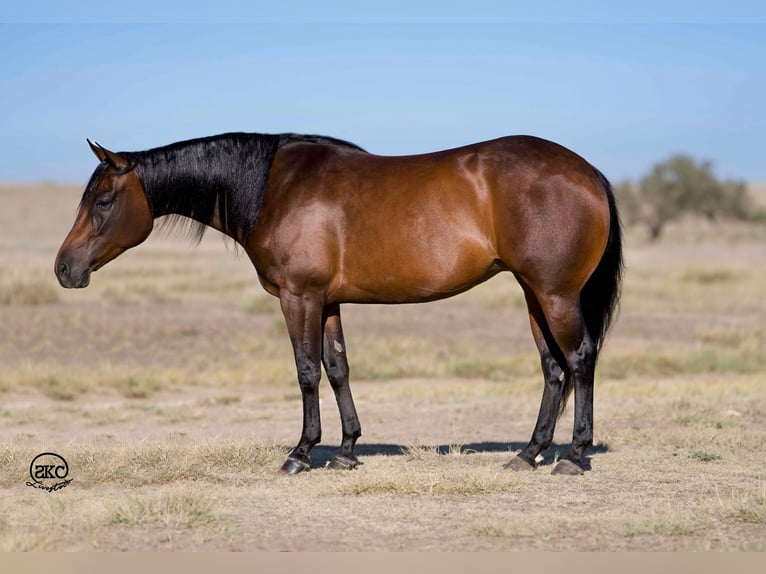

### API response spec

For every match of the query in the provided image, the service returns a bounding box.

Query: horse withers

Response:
[55,132,622,475]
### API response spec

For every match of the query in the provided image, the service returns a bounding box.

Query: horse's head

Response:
[55,141,153,288]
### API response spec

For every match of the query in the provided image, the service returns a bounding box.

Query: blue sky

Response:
[1,3,765,183]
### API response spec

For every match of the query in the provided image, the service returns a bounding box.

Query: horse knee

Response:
[296,360,322,390]
[325,361,349,388]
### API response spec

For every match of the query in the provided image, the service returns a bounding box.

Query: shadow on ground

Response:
[308,441,609,471]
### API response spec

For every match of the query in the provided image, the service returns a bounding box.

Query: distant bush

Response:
[614,155,763,241]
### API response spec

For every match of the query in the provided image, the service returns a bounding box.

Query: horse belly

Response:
[334,213,497,304]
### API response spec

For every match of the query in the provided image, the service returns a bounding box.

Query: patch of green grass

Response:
[688,450,722,463]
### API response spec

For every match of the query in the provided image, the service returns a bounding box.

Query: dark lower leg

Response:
[547,329,596,475]
[293,362,323,458]
[514,352,567,467]
[507,294,568,470]
[560,339,596,468]
[515,291,596,475]
[331,386,361,462]
[279,292,324,474]
[281,358,322,473]
[322,307,362,467]
[327,384,362,469]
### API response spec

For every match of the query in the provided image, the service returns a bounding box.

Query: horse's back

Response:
[254,136,610,303]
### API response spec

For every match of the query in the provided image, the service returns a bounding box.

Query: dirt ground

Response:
[0,182,764,551]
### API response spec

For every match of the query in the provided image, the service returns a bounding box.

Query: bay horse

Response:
[55,132,622,475]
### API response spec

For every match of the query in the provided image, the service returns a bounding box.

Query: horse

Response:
[55,132,622,476]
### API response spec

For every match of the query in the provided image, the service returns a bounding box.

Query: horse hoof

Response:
[280,456,310,474]
[551,459,584,476]
[326,455,361,471]
[504,456,535,472]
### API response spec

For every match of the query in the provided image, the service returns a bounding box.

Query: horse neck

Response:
[130,134,281,243]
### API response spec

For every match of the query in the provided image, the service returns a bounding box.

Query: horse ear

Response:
[87,139,107,162]
[87,140,130,170]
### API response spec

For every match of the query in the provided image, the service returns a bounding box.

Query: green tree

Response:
[623,154,754,241]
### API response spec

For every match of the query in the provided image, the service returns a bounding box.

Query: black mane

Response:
[119,132,364,243]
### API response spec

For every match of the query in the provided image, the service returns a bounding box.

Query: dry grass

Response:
[0,183,765,550]
[727,487,766,526]
[0,426,763,550]
[0,482,224,551]
[108,490,217,529]
[0,274,59,306]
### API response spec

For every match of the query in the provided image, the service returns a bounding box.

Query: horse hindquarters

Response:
[499,167,622,474]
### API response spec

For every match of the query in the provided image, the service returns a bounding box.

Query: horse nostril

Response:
[57,261,69,279]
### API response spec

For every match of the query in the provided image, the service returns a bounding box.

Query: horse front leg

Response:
[321,304,362,470]
[279,290,325,474]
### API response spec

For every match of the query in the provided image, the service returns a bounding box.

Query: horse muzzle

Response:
[55,257,91,289]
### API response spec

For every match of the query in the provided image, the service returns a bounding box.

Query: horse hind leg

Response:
[321,304,362,470]
[508,283,597,475]
[505,281,571,472]
[541,292,597,475]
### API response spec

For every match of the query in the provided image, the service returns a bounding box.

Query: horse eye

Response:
[95,196,113,210]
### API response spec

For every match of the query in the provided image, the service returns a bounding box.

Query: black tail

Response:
[555,168,623,418]
[582,168,624,353]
